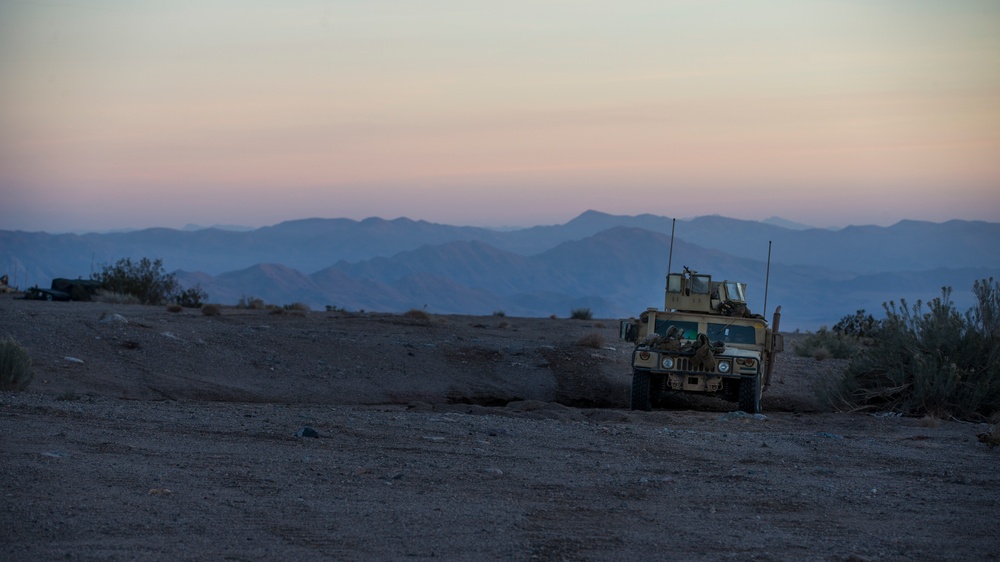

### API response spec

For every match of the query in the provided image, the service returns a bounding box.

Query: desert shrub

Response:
[283,302,310,312]
[175,285,208,308]
[577,332,605,349]
[833,280,1000,420]
[403,308,432,321]
[92,290,142,305]
[201,303,221,316]
[833,309,881,339]
[166,304,183,313]
[793,327,859,360]
[570,307,593,320]
[0,337,34,391]
[237,295,266,309]
[492,310,506,317]
[92,257,179,305]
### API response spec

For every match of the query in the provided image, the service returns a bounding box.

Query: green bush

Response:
[91,257,206,306]
[0,337,34,391]
[570,307,593,320]
[833,279,1000,420]
[175,285,208,308]
[793,327,860,360]
[832,309,881,339]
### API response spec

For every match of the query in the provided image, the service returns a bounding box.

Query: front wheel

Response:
[630,371,651,411]
[738,376,762,413]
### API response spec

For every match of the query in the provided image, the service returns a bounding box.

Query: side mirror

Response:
[619,320,637,342]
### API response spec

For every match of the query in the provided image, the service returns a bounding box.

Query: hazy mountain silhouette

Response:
[3,211,998,330]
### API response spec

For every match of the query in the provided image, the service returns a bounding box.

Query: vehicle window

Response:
[707,323,757,345]
[691,275,710,294]
[667,274,682,292]
[725,282,745,302]
[655,319,699,340]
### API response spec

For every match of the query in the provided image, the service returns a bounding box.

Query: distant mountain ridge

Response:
[2,211,998,330]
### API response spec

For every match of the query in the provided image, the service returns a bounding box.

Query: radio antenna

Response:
[666,218,676,276]
[762,240,772,318]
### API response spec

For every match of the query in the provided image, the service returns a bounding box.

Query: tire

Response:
[630,370,651,411]
[739,376,762,413]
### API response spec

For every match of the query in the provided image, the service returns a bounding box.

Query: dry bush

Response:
[978,425,1000,447]
[837,280,1000,420]
[403,309,432,321]
[237,296,266,309]
[93,290,142,305]
[492,310,506,317]
[201,304,221,316]
[577,333,606,349]
[166,304,183,313]
[570,307,593,320]
[283,302,310,312]
[268,308,286,316]
[793,328,858,360]
[812,347,831,361]
[0,337,33,391]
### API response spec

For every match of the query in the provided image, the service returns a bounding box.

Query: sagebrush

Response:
[570,307,593,320]
[0,337,34,391]
[832,279,1000,420]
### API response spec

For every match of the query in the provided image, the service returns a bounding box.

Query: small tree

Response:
[91,257,186,306]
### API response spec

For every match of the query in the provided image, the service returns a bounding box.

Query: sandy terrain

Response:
[1,297,997,561]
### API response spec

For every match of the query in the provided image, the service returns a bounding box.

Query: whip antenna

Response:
[763,240,772,318]
[666,218,676,276]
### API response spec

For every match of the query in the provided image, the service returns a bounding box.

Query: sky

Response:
[1,0,998,233]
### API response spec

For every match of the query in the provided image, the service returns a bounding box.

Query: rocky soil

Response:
[1,297,997,561]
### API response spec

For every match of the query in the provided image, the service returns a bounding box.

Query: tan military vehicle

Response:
[619,267,783,413]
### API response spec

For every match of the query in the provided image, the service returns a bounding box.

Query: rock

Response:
[63,357,84,364]
[295,426,320,438]
[99,313,128,325]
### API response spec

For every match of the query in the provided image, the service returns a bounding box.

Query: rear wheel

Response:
[738,376,762,413]
[630,371,651,411]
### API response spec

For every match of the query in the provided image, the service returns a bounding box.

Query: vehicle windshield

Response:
[654,319,699,340]
[707,323,757,345]
[691,275,711,294]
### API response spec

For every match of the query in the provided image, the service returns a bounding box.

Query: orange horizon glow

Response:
[1,1,998,232]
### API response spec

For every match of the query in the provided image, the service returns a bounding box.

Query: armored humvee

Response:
[619,267,783,413]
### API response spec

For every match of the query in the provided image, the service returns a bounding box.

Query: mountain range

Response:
[2,211,998,331]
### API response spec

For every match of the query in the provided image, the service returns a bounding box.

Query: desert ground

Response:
[1,296,997,561]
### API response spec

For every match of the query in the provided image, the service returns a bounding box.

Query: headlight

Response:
[717,361,731,373]
[661,357,674,369]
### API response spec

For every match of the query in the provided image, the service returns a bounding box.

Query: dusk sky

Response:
[1,1,998,233]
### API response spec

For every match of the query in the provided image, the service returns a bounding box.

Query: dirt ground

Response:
[1,297,997,561]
